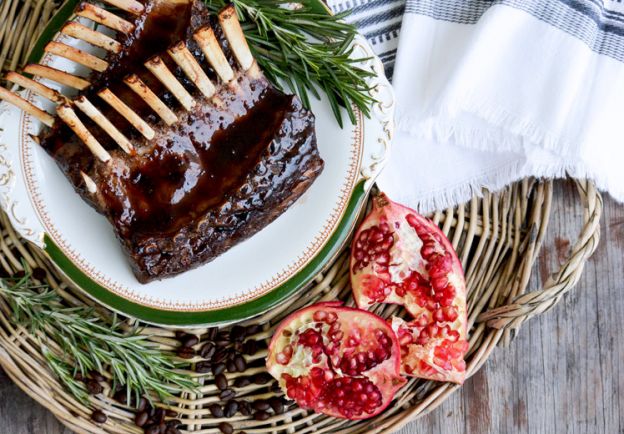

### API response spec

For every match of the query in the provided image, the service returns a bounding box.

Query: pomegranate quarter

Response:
[266,301,406,420]
[350,194,469,384]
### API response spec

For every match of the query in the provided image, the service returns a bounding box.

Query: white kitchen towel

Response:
[331,0,624,212]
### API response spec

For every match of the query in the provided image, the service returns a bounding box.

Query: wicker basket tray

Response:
[0,2,603,433]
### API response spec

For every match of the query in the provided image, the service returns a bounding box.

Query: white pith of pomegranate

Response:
[266,301,406,420]
[350,194,469,384]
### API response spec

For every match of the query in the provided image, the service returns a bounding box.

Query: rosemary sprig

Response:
[0,272,196,403]
[206,0,375,127]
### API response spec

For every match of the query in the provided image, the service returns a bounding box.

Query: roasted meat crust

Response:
[39,0,324,282]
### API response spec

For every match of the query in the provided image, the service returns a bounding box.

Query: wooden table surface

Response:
[0,182,622,434]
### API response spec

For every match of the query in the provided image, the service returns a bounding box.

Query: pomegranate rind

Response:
[349,193,469,384]
[266,302,406,420]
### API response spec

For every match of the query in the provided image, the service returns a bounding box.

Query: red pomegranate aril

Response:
[267,302,405,420]
[351,194,469,384]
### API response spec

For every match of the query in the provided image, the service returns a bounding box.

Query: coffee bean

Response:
[252,373,272,384]
[32,267,47,280]
[218,422,234,434]
[86,380,103,395]
[226,360,237,373]
[206,327,218,341]
[270,382,282,392]
[224,400,238,417]
[254,410,270,421]
[208,403,224,418]
[12,270,26,279]
[165,428,181,434]
[148,406,157,417]
[242,339,258,355]
[230,325,246,342]
[269,397,285,414]
[219,388,235,400]
[113,390,128,404]
[199,342,216,359]
[253,399,270,411]
[143,424,160,434]
[245,324,261,335]
[216,339,230,347]
[233,377,250,388]
[74,372,84,382]
[212,349,228,364]
[181,334,199,348]
[176,346,195,359]
[89,370,106,382]
[154,408,165,423]
[137,397,148,412]
[195,361,211,373]
[175,331,187,340]
[212,362,226,376]
[233,341,243,352]
[91,410,107,423]
[234,355,247,372]
[135,411,149,427]
[215,373,228,390]
[165,409,177,418]
[238,400,251,416]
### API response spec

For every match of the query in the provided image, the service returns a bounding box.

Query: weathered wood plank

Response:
[0,181,622,433]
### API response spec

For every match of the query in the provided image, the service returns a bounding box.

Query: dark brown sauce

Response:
[101,87,292,238]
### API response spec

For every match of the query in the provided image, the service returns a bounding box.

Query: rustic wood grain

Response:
[0,181,621,434]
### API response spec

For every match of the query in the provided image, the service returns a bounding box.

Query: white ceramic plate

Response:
[0,1,394,325]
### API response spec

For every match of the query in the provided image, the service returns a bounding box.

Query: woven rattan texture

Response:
[0,2,604,433]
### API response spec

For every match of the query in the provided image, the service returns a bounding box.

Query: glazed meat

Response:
[1,0,323,282]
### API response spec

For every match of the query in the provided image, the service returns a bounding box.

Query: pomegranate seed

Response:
[421,244,436,258]
[432,276,449,290]
[376,252,390,265]
[313,310,327,321]
[443,306,459,321]
[433,309,445,323]
[371,229,383,243]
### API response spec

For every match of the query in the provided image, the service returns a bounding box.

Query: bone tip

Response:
[124,74,139,84]
[145,56,163,67]
[195,25,213,38]
[81,171,98,193]
[219,4,237,20]
[170,40,186,52]
[130,3,145,14]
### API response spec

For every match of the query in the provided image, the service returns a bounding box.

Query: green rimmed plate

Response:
[0,0,394,326]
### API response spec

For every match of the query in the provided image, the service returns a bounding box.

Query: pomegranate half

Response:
[350,194,469,384]
[266,301,406,420]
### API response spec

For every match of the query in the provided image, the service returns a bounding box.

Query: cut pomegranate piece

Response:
[350,193,469,384]
[266,301,406,420]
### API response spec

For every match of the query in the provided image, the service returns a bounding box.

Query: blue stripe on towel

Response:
[328,0,624,81]
[404,0,624,61]
[328,0,405,79]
